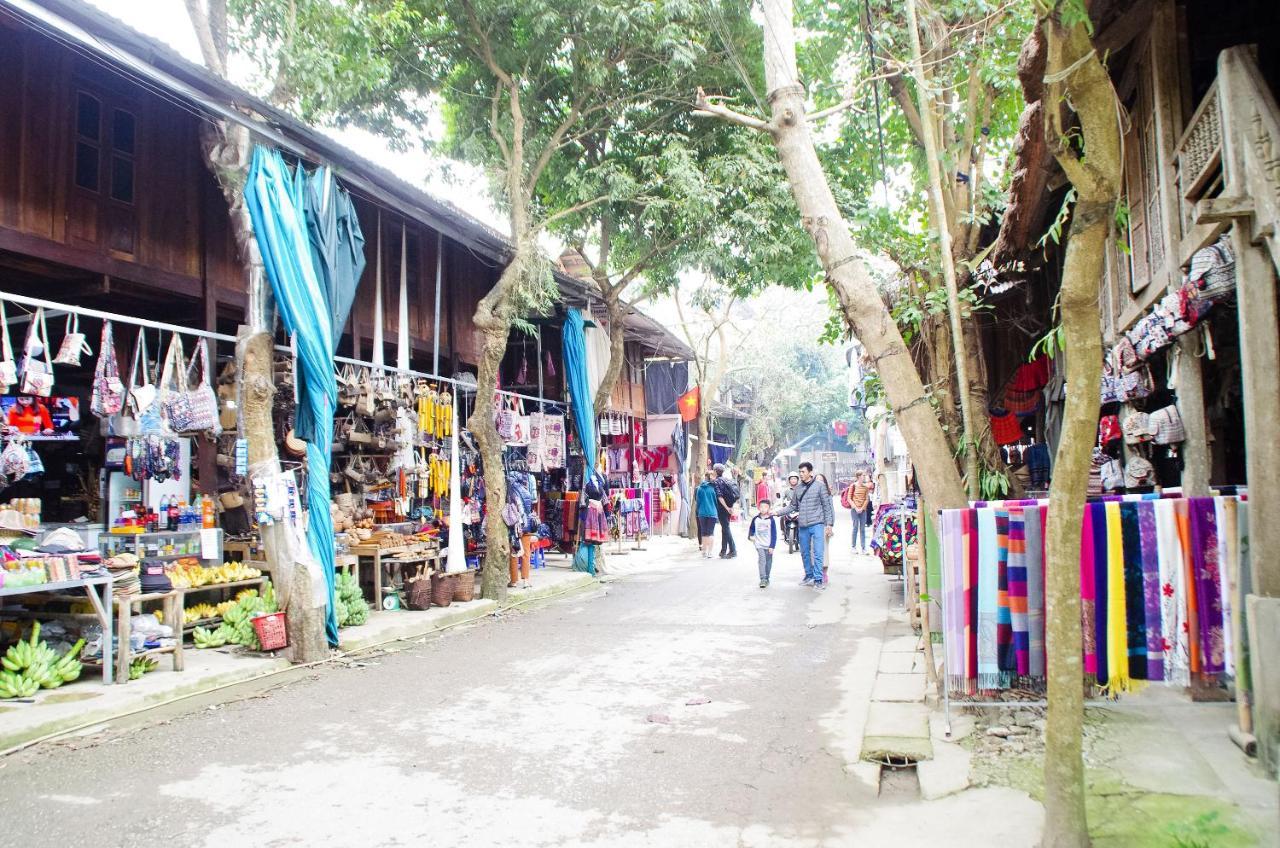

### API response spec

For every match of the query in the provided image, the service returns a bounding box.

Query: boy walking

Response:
[748,499,778,588]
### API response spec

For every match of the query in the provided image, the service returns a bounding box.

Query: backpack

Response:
[840,485,854,510]
[722,477,740,507]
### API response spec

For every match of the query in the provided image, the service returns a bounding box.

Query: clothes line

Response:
[0,289,564,408]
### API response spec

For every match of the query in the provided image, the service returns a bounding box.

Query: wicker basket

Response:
[403,573,433,610]
[452,570,476,602]
[430,572,454,607]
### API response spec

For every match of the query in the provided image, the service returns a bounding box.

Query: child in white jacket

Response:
[748,500,778,588]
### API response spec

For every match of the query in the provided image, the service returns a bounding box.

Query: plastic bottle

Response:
[167,498,179,532]
[201,495,215,529]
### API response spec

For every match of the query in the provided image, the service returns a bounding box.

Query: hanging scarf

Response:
[1007,507,1030,677]
[1119,502,1148,681]
[996,510,1016,681]
[1137,501,1164,681]
[1104,502,1135,692]
[1080,503,1098,678]
[977,509,1000,690]
[1215,497,1234,676]
[1175,499,1202,674]
[1026,505,1046,679]
[1234,498,1252,692]
[1092,502,1110,688]
[942,509,968,694]
[1189,497,1226,675]
[1154,499,1188,685]
[966,508,979,689]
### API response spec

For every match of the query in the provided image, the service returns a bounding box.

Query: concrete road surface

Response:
[0,519,1041,846]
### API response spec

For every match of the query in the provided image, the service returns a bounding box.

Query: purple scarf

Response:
[1137,501,1164,681]
[1189,497,1225,674]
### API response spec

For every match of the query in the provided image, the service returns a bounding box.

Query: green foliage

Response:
[978,466,1011,500]
[1038,187,1078,248]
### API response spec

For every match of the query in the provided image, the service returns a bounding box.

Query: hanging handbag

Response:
[0,302,17,390]
[53,313,92,366]
[90,321,125,417]
[356,368,375,417]
[169,338,220,434]
[127,330,158,422]
[496,396,516,441]
[18,308,54,397]
[1,438,31,481]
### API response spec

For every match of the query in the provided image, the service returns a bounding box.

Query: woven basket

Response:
[403,574,433,610]
[452,570,476,602]
[430,572,454,607]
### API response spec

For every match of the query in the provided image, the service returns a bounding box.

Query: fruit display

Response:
[335,571,368,628]
[181,602,219,623]
[168,560,262,589]
[190,579,278,651]
[0,623,84,698]
[128,656,158,680]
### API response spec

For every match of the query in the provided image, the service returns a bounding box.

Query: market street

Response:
[0,521,1040,847]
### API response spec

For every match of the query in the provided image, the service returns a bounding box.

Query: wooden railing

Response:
[1173,81,1222,250]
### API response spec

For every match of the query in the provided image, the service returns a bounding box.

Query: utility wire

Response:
[862,0,890,205]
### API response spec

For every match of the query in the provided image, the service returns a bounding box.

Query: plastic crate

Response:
[251,612,289,651]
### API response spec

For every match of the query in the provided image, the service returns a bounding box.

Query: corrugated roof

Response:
[1,0,693,360]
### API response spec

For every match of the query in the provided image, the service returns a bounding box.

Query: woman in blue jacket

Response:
[695,472,719,559]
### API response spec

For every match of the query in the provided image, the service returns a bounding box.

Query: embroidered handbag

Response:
[53,313,92,366]
[1189,235,1235,300]
[18,308,54,397]
[1117,364,1153,402]
[90,321,125,417]
[167,338,220,434]
[1098,414,1122,445]
[496,397,516,441]
[1150,404,1186,444]
[0,301,18,389]
[1,439,31,481]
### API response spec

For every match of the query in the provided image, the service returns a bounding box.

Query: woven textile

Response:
[1189,497,1226,674]
[1138,502,1165,681]
[977,509,1000,690]
[1007,508,1030,677]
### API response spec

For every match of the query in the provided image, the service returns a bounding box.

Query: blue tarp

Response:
[244,147,358,647]
[562,311,597,472]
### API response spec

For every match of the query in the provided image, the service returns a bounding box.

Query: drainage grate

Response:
[874,754,919,769]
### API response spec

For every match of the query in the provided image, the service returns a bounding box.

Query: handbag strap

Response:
[0,301,12,365]
[96,321,114,379]
[128,328,149,393]
[186,338,211,387]
[159,333,186,393]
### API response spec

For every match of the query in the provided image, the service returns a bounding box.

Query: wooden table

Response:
[349,543,439,609]
[0,575,114,685]
[113,590,184,684]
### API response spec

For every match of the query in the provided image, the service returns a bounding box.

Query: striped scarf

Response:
[1007,508,1030,677]
[977,509,1000,690]
[1026,505,1046,678]
[1137,501,1164,681]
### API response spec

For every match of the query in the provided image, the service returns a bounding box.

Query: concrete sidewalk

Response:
[0,565,597,752]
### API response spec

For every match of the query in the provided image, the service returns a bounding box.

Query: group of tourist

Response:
[696,462,873,591]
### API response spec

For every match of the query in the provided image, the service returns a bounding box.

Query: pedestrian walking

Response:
[754,473,769,509]
[695,472,719,559]
[748,499,777,588]
[842,470,875,554]
[711,463,740,558]
[787,462,834,589]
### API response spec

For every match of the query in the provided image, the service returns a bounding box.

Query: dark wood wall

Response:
[0,16,495,371]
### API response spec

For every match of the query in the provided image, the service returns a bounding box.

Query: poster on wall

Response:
[1,396,80,440]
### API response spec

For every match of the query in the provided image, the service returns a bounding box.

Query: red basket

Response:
[251,612,289,651]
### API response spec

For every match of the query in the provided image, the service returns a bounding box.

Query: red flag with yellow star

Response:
[677,386,700,422]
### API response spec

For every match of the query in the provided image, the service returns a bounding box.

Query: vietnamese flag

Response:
[677,386,701,422]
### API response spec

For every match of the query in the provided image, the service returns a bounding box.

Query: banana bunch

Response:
[215,600,236,618]
[183,603,218,623]
[170,561,263,589]
[128,656,158,680]
[192,626,229,649]
[0,624,84,697]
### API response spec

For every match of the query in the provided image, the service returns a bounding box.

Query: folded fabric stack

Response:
[939,495,1247,696]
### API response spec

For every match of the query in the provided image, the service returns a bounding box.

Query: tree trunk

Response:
[594,296,627,416]
[1039,8,1122,846]
[904,0,981,500]
[197,116,328,660]
[471,244,536,602]
[237,326,327,661]
[757,0,967,513]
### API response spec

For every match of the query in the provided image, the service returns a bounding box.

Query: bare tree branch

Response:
[693,88,772,132]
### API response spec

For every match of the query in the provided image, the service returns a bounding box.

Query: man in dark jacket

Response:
[711,463,738,558]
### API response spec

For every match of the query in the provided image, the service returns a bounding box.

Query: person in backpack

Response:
[695,471,719,559]
[788,461,834,589]
[711,462,739,558]
[749,499,778,588]
[842,470,875,554]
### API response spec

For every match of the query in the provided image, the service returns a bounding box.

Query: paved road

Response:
[1,518,1040,846]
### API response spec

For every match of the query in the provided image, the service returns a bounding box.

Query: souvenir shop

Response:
[594,409,681,549]
[925,234,1250,723]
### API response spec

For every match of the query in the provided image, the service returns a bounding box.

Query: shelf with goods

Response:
[100,528,223,563]
[177,577,267,635]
